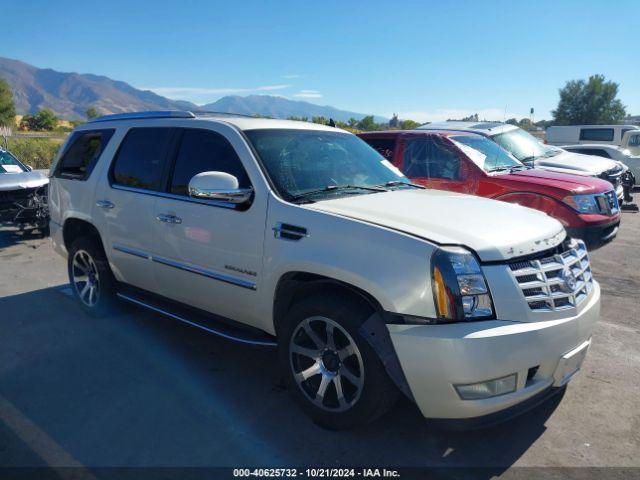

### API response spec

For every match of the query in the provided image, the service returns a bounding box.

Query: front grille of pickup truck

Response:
[509,239,593,312]
[600,189,619,215]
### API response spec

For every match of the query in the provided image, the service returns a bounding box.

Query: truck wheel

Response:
[279,291,398,429]
[67,237,118,317]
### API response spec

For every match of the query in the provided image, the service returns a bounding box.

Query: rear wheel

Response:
[279,291,398,429]
[67,237,118,317]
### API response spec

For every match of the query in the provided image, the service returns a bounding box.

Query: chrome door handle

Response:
[96,200,115,209]
[156,214,182,224]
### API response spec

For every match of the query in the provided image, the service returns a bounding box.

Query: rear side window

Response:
[111,128,175,191]
[362,138,396,161]
[169,129,250,195]
[579,128,614,142]
[56,129,114,179]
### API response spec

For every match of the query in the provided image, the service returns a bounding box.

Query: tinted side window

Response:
[112,128,175,191]
[169,129,250,195]
[628,135,640,147]
[56,129,114,179]
[579,128,614,142]
[403,138,460,180]
[363,138,396,161]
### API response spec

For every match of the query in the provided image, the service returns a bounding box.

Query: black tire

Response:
[67,236,118,317]
[278,290,398,430]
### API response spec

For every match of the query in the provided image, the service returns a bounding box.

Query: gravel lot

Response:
[0,211,639,478]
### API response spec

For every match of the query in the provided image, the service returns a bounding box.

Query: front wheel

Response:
[279,292,398,429]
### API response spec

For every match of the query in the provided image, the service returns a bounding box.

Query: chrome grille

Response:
[509,239,593,312]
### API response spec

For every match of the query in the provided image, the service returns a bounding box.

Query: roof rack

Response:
[190,110,259,119]
[88,111,196,123]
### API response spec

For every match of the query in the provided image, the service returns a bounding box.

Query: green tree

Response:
[311,116,329,125]
[20,109,58,131]
[505,118,518,126]
[86,106,99,119]
[399,119,420,130]
[552,75,626,125]
[356,115,378,131]
[0,78,16,127]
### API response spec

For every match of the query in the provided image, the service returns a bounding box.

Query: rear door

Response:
[398,136,470,193]
[151,126,268,326]
[95,127,177,292]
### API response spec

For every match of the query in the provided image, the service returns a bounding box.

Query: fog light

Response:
[455,374,517,400]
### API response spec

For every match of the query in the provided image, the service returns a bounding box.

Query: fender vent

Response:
[273,222,308,241]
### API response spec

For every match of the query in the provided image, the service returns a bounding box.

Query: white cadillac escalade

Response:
[49,112,600,429]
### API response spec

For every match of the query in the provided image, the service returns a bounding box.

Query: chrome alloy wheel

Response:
[289,316,365,412]
[71,250,100,307]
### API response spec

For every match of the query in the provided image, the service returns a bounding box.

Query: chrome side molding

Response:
[112,244,256,290]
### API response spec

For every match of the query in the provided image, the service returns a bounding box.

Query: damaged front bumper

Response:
[0,184,49,229]
[386,281,600,421]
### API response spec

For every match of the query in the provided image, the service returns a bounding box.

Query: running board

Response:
[116,292,277,347]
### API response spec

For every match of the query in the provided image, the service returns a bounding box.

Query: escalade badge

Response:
[559,267,577,293]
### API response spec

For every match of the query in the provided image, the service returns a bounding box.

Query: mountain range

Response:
[0,57,385,122]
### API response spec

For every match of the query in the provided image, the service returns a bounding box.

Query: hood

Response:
[306,189,565,262]
[498,168,614,194]
[0,170,49,191]
[533,150,618,175]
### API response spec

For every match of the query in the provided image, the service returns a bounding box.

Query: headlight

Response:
[562,194,600,214]
[431,247,494,322]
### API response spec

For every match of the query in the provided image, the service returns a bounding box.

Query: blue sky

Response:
[4,0,638,121]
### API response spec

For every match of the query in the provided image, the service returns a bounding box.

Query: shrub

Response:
[5,137,63,170]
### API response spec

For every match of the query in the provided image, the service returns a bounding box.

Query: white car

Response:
[562,144,640,186]
[418,122,625,201]
[49,111,600,429]
[0,147,49,232]
[546,125,640,154]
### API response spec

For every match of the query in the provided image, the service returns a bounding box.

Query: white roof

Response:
[417,121,517,135]
[86,110,346,133]
[206,116,344,132]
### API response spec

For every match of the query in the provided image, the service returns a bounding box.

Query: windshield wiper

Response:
[509,164,529,171]
[290,184,388,202]
[486,166,511,173]
[374,180,425,189]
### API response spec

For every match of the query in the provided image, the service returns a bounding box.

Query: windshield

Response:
[245,129,408,201]
[449,135,522,172]
[492,128,548,162]
[0,150,27,173]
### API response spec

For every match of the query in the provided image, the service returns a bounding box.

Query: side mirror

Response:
[26,165,33,171]
[188,171,253,204]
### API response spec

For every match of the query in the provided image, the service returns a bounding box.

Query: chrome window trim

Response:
[112,244,256,290]
[110,184,238,210]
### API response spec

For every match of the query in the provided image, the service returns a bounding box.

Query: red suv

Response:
[359,130,620,249]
